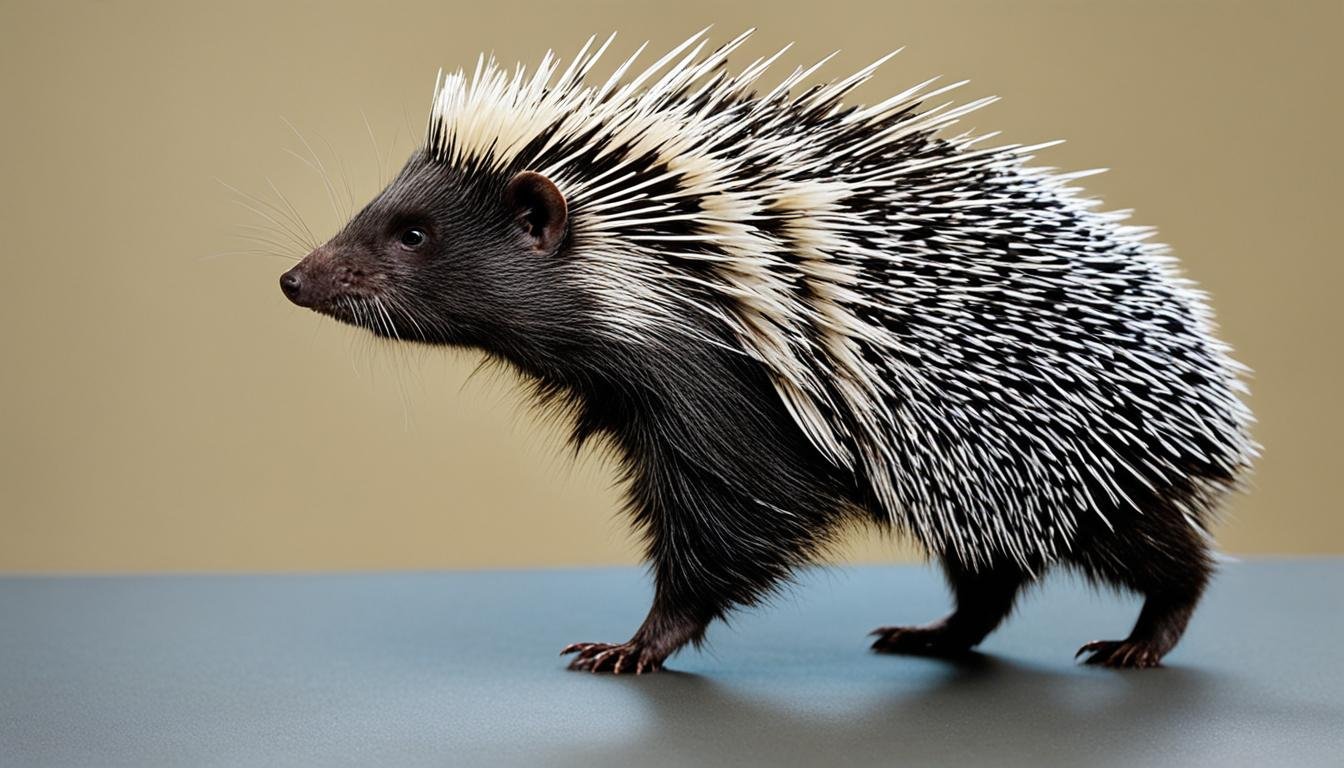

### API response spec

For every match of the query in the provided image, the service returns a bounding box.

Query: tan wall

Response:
[1,0,1339,573]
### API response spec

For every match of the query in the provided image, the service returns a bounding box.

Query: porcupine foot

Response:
[561,607,708,674]
[869,619,979,657]
[561,641,665,674]
[1075,639,1164,668]
[1075,586,1201,669]
[873,559,1027,658]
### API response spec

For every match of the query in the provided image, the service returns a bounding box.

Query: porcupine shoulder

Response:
[279,30,1257,672]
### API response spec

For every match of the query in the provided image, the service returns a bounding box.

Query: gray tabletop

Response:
[1,560,1340,767]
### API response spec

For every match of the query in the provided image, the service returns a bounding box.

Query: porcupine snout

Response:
[280,245,356,310]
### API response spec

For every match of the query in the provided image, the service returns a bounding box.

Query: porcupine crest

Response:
[423,29,1257,569]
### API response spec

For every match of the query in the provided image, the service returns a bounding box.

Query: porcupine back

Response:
[423,29,1257,570]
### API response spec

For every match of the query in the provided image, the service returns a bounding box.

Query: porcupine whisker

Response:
[211,228,301,264]
[204,248,298,262]
[281,116,345,223]
[373,296,398,342]
[383,296,423,430]
[386,293,428,342]
[234,229,306,254]
[366,298,385,338]
[264,176,320,248]
[360,109,386,187]
[227,182,315,253]
[393,291,442,342]
[319,133,357,221]
[215,176,307,238]
[217,179,315,253]
[226,206,305,255]
[343,297,369,379]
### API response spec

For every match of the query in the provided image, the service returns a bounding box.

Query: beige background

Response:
[1,1,1339,573]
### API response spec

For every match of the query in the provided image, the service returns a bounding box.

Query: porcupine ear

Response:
[505,171,568,255]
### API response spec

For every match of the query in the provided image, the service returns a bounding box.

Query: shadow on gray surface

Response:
[551,653,1334,767]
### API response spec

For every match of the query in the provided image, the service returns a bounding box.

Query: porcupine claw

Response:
[561,641,664,674]
[1076,639,1164,669]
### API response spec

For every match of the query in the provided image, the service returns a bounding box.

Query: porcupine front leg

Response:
[871,557,1030,657]
[560,476,750,674]
[560,568,715,675]
[559,497,723,673]
[562,440,830,674]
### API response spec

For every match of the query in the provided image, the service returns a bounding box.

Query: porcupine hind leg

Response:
[871,557,1030,657]
[1073,505,1214,669]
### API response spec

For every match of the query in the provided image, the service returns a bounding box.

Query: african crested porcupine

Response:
[278,31,1256,672]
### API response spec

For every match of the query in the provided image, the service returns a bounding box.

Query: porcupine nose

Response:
[279,268,304,303]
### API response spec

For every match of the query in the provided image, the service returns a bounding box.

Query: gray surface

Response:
[1,560,1340,767]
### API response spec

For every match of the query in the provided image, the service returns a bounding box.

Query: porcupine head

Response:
[276,140,578,364]
[279,29,861,479]
[281,29,891,464]
[280,30,849,392]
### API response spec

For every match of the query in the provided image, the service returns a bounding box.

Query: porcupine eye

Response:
[398,228,427,249]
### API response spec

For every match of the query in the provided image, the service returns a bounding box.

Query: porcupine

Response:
[277,30,1256,672]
